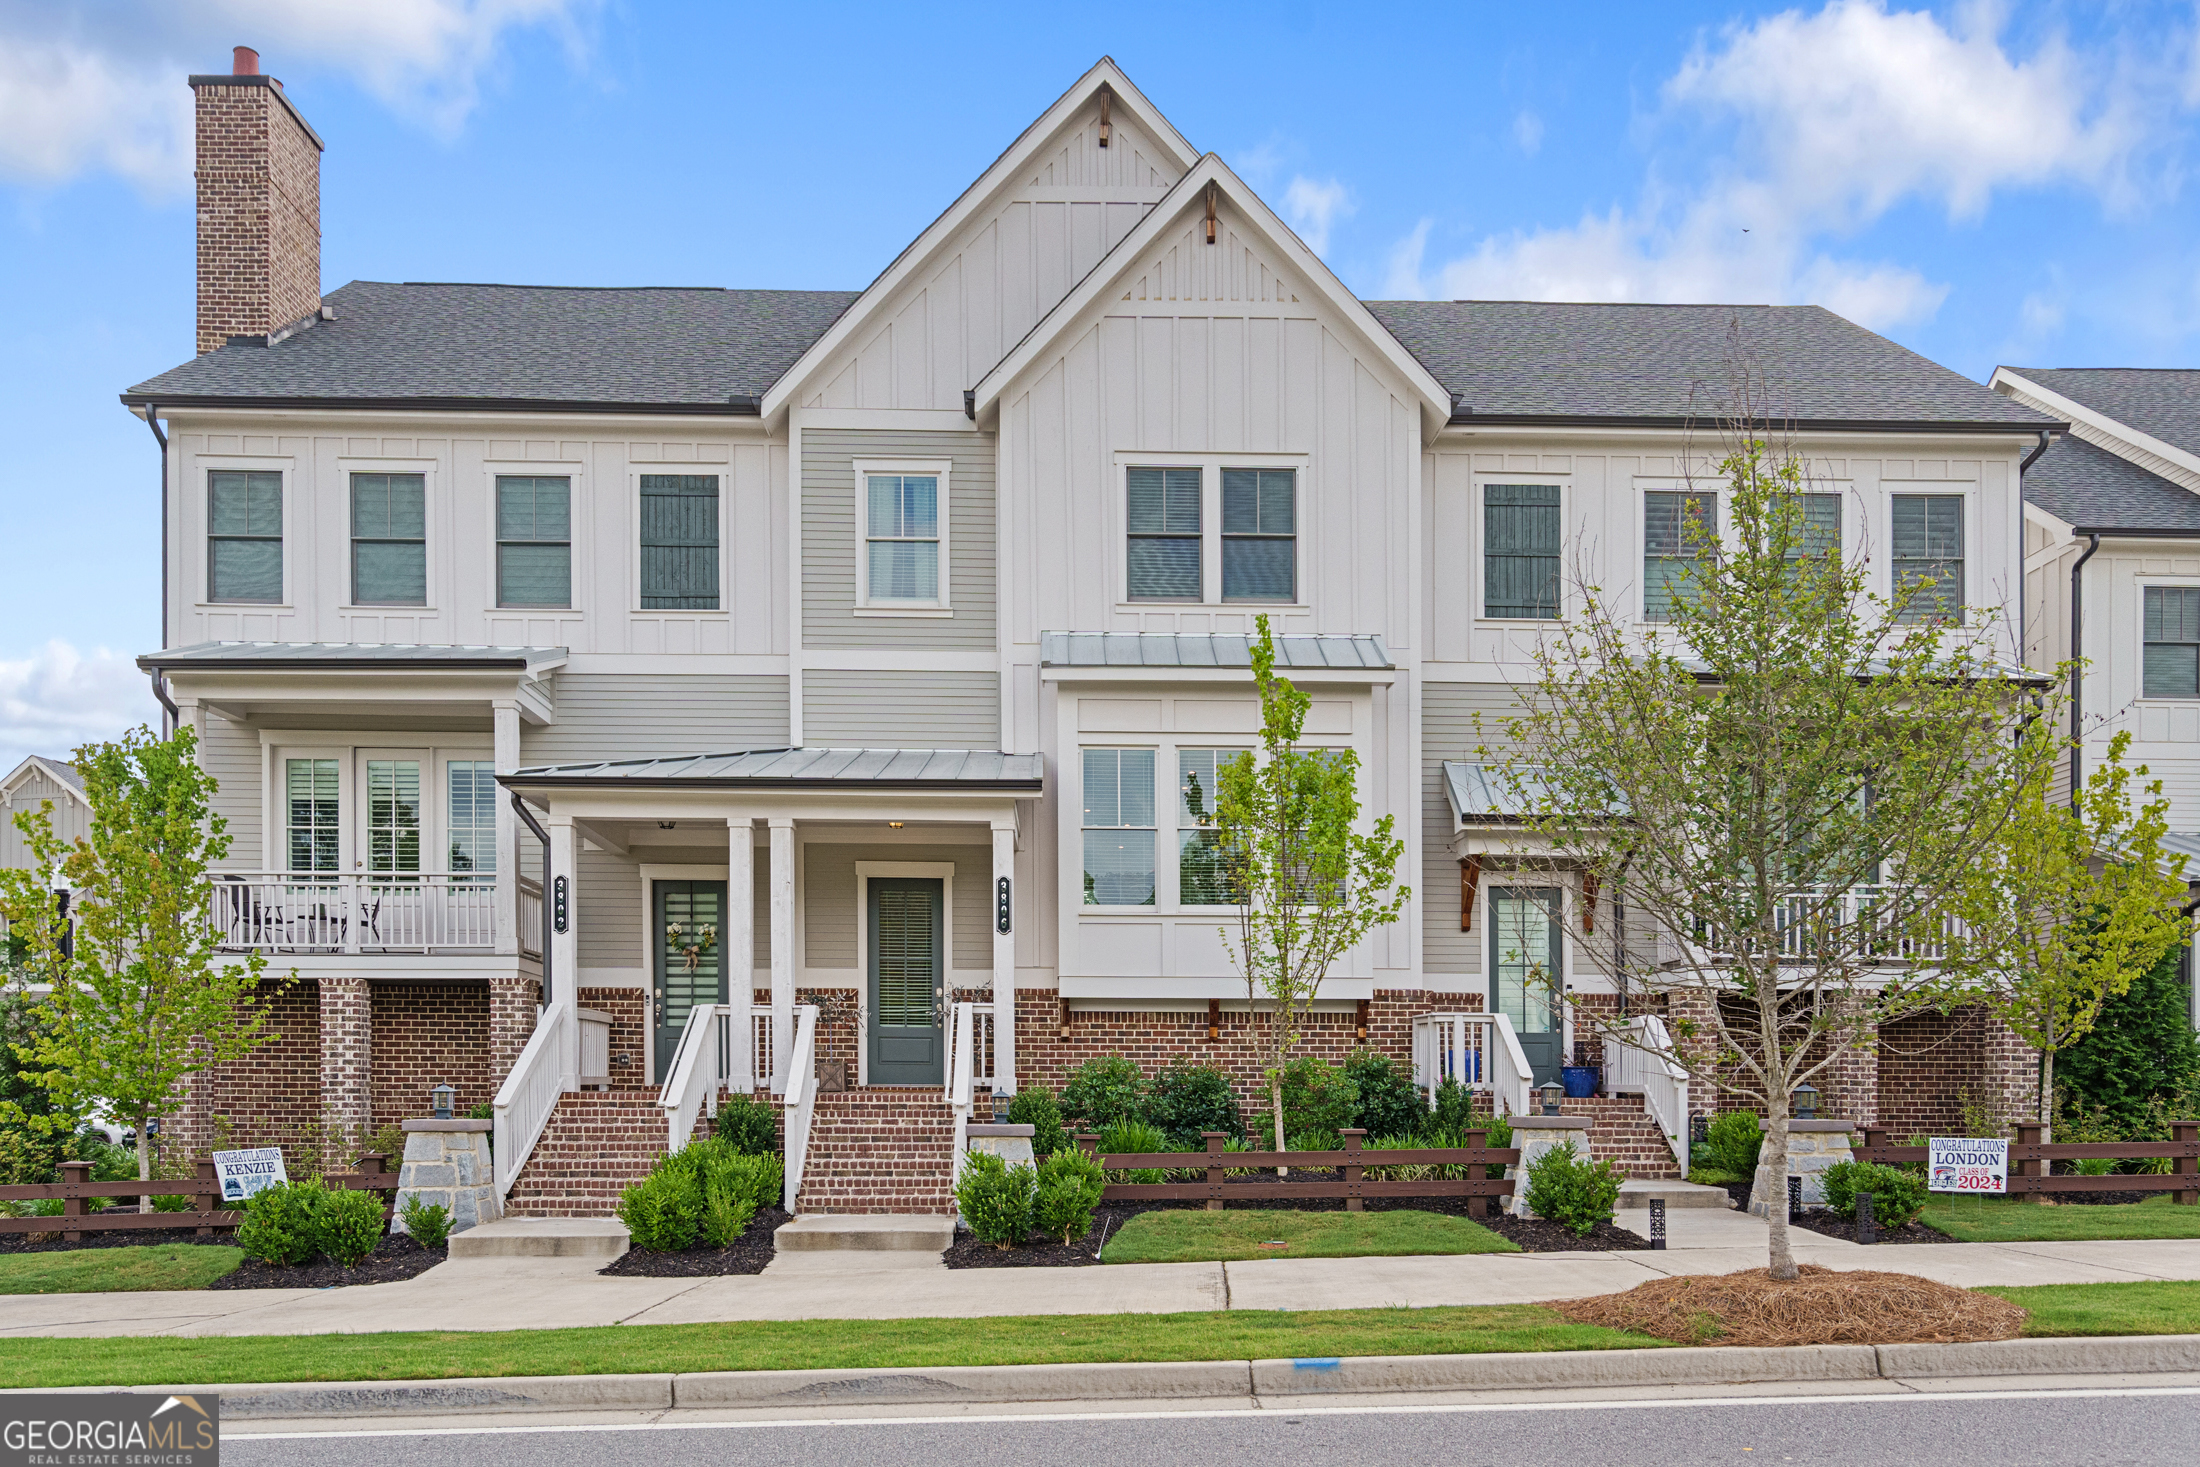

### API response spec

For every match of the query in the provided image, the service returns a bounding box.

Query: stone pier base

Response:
[1749,1118,1855,1216]
[394,1119,501,1236]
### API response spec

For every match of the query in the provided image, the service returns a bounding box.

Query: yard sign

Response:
[1926,1136,2008,1194]
[212,1147,288,1202]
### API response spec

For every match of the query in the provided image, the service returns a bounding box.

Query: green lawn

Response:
[1922,1194,2200,1243]
[1100,1208,1519,1264]
[0,1305,1658,1389]
[0,1245,243,1295]
[1987,1280,2200,1336]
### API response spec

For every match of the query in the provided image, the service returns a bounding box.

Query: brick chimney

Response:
[190,47,324,354]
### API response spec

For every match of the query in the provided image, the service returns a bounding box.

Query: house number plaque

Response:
[552,875,569,933]
[995,876,1011,934]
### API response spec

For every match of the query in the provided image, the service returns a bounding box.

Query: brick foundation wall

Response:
[192,73,320,353]
[372,983,491,1128]
[318,977,372,1160]
[489,976,541,1086]
[180,979,322,1169]
[577,987,647,1086]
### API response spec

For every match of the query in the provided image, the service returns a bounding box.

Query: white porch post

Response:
[726,816,755,1083]
[769,817,795,1095]
[493,702,521,956]
[992,819,1017,1097]
[547,813,580,1090]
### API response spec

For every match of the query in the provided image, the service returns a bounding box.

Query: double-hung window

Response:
[2145,587,2200,698]
[1643,490,1718,622]
[1222,469,1296,601]
[285,758,339,873]
[1795,493,1842,560]
[864,471,942,605]
[1484,484,1561,618]
[639,474,720,609]
[350,473,426,606]
[1891,495,1963,623]
[208,470,283,603]
[1126,467,1202,600]
[1082,748,1155,906]
[1177,748,1245,905]
[496,476,572,608]
[447,761,498,874]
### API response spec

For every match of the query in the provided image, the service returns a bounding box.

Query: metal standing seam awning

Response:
[498,747,1045,794]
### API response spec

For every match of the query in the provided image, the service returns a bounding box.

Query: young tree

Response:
[1486,416,2057,1279]
[0,727,287,1199]
[1200,616,1408,1155]
[1938,729,2188,1141]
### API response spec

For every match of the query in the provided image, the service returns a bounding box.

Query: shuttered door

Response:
[654,880,729,1082]
[867,877,944,1085]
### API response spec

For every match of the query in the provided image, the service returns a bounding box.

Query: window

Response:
[639,474,719,610]
[350,473,426,606]
[208,470,283,603]
[864,472,940,603]
[448,761,498,874]
[1177,748,1246,905]
[1484,483,1561,619]
[365,760,421,874]
[285,758,339,872]
[1795,493,1841,560]
[1644,490,1718,622]
[2145,587,2200,698]
[1081,748,1155,906]
[1222,469,1295,601]
[1127,467,1202,600]
[496,476,572,608]
[1891,495,1964,623]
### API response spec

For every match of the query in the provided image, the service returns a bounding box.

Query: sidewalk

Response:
[7,1206,2200,1340]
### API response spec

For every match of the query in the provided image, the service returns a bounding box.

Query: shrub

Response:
[617,1165,702,1252]
[314,1186,386,1266]
[955,1151,1036,1248]
[399,1195,453,1249]
[1144,1060,1243,1147]
[1007,1088,1068,1159]
[714,1095,781,1156]
[1096,1119,1172,1183]
[1701,1109,1764,1177]
[1819,1159,1928,1229]
[2060,944,2200,1132]
[1345,1050,1424,1141]
[1286,1130,1342,1155]
[150,1190,196,1213]
[1275,1056,1358,1144]
[1062,1056,1146,1131]
[1429,1076,1478,1135]
[659,1137,782,1246]
[236,1180,325,1266]
[1524,1139,1622,1237]
[1034,1150,1106,1244]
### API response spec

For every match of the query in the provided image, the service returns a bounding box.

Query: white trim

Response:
[627,467,729,616]
[337,457,439,612]
[1992,368,2200,494]
[638,863,736,1086]
[1882,479,1979,622]
[792,408,974,432]
[484,460,585,614]
[1472,472,1571,626]
[0,758,90,811]
[853,860,957,1089]
[1116,454,1309,608]
[2133,574,2200,704]
[199,456,296,609]
[854,458,953,610]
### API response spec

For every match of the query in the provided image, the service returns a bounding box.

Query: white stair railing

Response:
[779,1004,820,1212]
[1411,1011,1535,1119]
[1608,1013,1689,1169]
[492,998,573,1199]
[659,1003,726,1153]
[946,1000,995,1187]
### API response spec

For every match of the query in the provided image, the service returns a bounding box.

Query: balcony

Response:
[1653,885,1962,969]
[210,872,542,957]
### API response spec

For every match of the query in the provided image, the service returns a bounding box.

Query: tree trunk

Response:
[1763,1108,1797,1280]
[2038,1047,2055,1148]
[136,1124,153,1215]
[1270,1072,1288,1179]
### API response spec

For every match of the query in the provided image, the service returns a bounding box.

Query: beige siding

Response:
[576,848,643,969]
[803,670,1000,748]
[1422,682,1530,975]
[198,714,262,871]
[804,842,992,971]
[521,674,789,765]
[0,770,88,870]
[800,429,996,648]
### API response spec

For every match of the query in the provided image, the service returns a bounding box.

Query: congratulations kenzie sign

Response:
[1927,1136,2009,1194]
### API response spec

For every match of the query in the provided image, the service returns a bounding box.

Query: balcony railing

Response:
[210,872,507,954]
[1654,885,1962,968]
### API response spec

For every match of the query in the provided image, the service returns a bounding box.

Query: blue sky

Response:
[1,0,2197,769]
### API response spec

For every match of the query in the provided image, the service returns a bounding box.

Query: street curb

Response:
[675,1360,1253,1407]
[1250,1343,1878,1395]
[1876,1335,2200,1378]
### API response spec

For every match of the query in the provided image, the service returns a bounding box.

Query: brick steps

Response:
[794,1089,958,1216]
[1556,1096,1684,1179]
[504,1089,711,1218]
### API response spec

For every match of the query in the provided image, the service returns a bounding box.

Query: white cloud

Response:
[1283,175,1353,255]
[1389,1,2163,329]
[1511,110,1543,156]
[0,641,153,778]
[0,0,594,191]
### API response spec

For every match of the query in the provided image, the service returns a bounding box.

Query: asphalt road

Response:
[229,1387,2200,1467]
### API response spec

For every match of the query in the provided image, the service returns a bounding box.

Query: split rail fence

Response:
[1077,1128,1521,1217]
[0,1156,401,1240]
[1853,1123,2199,1205]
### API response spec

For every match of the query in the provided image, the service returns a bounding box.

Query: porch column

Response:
[769,817,795,1094]
[493,702,521,957]
[319,976,373,1167]
[547,813,581,1090]
[726,817,756,1086]
[992,819,1018,1097]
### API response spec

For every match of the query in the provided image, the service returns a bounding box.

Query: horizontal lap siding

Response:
[801,429,995,648]
[805,842,992,971]
[576,848,643,968]
[1422,682,1530,975]
[803,669,1001,749]
[521,674,789,764]
[199,712,262,870]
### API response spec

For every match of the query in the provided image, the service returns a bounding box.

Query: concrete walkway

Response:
[7,1207,2199,1340]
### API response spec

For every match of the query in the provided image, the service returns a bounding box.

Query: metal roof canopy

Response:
[139,640,568,672]
[1040,631,1391,669]
[501,746,1044,792]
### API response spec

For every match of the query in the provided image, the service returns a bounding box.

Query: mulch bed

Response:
[0,1222,235,1256]
[1554,1263,2025,1346]
[209,1233,446,1290]
[597,1207,790,1278]
[1785,1209,1955,1245]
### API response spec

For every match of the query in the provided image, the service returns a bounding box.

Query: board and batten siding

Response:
[198,713,263,871]
[520,674,789,765]
[803,670,1001,749]
[0,769,88,870]
[1421,682,1533,977]
[804,842,993,972]
[800,429,996,648]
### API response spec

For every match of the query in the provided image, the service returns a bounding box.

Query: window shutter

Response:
[639,474,720,610]
[1484,484,1560,618]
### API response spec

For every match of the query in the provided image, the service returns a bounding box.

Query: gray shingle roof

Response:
[123,281,860,412]
[2011,368,2200,460]
[502,747,1044,790]
[1040,632,1391,669]
[1364,302,2055,430]
[3,756,84,798]
[2021,433,2200,533]
[140,641,568,671]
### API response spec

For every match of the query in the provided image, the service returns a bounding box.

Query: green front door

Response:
[868,877,944,1085]
[1490,886,1564,1087]
[654,879,729,1083]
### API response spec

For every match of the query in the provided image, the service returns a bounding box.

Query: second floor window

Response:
[448,761,498,874]
[208,470,283,604]
[1127,467,1202,600]
[286,758,338,872]
[497,476,572,608]
[1082,747,1155,906]
[1644,490,1717,622]
[865,473,941,604]
[1892,494,1964,623]
[1794,493,1842,560]
[1222,469,1295,601]
[350,473,426,606]
[2145,586,2200,697]
[1484,483,1561,619]
[639,474,720,610]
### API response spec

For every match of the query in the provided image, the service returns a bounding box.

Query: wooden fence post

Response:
[58,1160,88,1242]
[194,1159,218,1236]
[1342,1129,1365,1212]
[1464,1129,1487,1219]
[1204,1131,1225,1211]
[1862,1127,1888,1160]
[2176,1122,2198,1208]
[2016,1122,2045,1204]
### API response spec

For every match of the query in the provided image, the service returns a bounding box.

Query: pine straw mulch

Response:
[1552,1264,2027,1347]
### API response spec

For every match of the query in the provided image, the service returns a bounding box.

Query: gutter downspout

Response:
[2070,532,2102,809]
[510,792,554,1004]
[2018,430,2054,683]
[143,404,175,736]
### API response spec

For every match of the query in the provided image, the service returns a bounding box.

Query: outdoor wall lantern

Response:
[1793,1083,1819,1121]
[432,1083,455,1120]
[1540,1080,1564,1117]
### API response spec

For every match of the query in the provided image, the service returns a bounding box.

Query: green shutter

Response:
[639,474,720,610]
[1484,484,1560,618]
